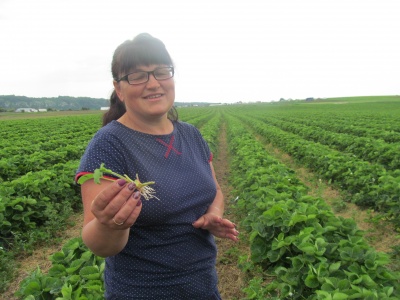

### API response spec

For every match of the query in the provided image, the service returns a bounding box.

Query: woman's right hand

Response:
[80,178,143,257]
[90,179,143,229]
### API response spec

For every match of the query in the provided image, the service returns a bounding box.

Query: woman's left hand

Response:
[192,214,239,242]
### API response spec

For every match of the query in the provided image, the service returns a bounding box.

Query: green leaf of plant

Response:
[289,214,308,226]
[60,283,73,299]
[22,281,42,296]
[66,259,86,274]
[305,274,320,288]
[332,292,349,300]
[13,204,24,211]
[77,173,94,185]
[329,262,341,273]
[79,266,101,280]
[51,252,66,263]
[48,264,67,277]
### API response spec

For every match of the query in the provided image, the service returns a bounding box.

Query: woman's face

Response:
[114,64,175,120]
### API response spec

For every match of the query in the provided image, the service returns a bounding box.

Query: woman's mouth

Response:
[144,94,163,100]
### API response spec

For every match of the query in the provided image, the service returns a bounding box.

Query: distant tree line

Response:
[0,95,109,111]
[0,95,216,112]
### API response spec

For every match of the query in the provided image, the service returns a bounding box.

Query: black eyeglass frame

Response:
[116,66,174,85]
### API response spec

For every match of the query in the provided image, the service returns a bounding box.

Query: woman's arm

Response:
[205,162,224,217]
[81,178,142,257]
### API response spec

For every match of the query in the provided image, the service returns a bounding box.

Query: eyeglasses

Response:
[117,67,174,85]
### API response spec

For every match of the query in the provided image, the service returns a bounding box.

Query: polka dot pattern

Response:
[76,120,221,299]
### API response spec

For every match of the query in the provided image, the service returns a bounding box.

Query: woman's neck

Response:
[118,113,174,135]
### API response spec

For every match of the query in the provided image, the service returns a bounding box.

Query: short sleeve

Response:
[75,127,127,183]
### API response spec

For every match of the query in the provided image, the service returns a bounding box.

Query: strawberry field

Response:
[1,96,400,299]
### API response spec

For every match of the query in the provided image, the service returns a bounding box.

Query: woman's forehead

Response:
[131,64,169,71]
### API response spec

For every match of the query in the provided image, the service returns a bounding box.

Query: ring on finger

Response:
[112,218,124,226]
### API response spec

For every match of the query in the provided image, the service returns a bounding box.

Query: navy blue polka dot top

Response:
[76,120,220,299]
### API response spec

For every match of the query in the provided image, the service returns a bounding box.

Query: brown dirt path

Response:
[213,122,248,300]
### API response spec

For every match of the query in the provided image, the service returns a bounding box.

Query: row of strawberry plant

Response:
[0,160,83,292]
[279,115,400,143]
[0,115,101,140]
[0,118,96,293]
[12,111,223,299]
[0,131,92,160]
[0,115,103,183]
[232,102,400,143]
[248,114,400,171]
[0,160,82,247]
[233,113,400,228]
[0,144,87,182]
[179,107,217,129]
[191,112,221,156]
[0,114,103,293]
[225,114,400,299]
[0,116,100,158]
[15,237,105,300]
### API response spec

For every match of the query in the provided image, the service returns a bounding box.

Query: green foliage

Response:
[0,246,17,292]
[226,115,400,299]
[7,107,224,298]
[0,161,81,250]
[2,99,400,298]
[16,237,105,300]
[233,109,400,229]
[0,114,102,293]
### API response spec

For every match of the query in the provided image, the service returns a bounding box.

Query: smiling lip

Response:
[144,93,163,100]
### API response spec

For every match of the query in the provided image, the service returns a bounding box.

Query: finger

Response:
[92,179,128,210]
[226,233,239,242]
[213,225,239,239]
[121,193,143,226]
[207,214,222,226]
[113,191,142,226]
[220,218,235,228]
[192,216,205,228]
[93,180,136,217]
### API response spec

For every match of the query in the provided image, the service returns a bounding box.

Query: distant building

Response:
[100,107,110,110]
[15,108,38,112]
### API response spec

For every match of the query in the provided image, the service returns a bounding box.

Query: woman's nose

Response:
[146,73,160,88]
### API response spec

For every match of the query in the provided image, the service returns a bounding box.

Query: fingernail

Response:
[133,191,140,199]
[128,182,136,190]
[136,199,142,206]
[117,179,126,186]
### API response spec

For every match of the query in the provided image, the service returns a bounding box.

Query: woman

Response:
[75,33,239,299]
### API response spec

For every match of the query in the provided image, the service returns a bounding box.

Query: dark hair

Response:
[103,33,178,126]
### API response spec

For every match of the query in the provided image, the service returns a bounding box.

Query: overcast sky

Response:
[0,0,399,103]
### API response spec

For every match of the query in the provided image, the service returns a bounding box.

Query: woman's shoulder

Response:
[175,121,207,145]
[92,120,127,139]
[175,121,200,133]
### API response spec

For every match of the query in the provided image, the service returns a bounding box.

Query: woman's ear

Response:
[113,81,123,102]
